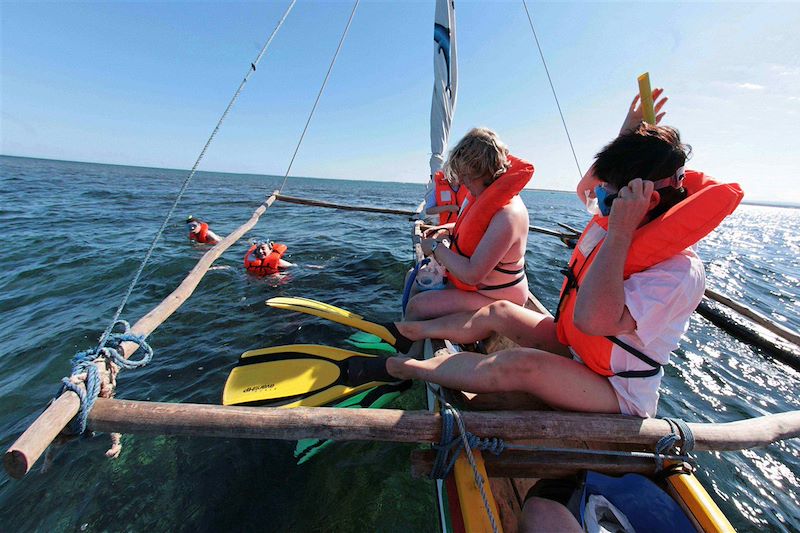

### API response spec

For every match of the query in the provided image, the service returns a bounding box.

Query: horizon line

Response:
[2,153,796,208]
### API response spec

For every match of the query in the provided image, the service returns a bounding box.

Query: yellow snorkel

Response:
[637,72,657,124]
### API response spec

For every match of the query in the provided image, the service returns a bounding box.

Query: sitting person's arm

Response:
[572,179,654,336]
[422,205,519,286]
[421,222,454,239]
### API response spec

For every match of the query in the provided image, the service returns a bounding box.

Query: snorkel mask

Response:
[186,216,199,232]
[594,166,685,217]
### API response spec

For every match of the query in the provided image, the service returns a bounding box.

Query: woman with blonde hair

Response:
[406,127,533,320]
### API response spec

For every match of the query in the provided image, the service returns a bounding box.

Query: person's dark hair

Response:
[594,124,692,218]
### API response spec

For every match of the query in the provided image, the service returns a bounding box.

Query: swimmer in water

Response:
[244,240,294,275]
[186,216,221,245]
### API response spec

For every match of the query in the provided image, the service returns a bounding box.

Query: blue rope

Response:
[655,417,695,471]
[429,403,506,479]
[401,259,425,314]
[59,321,153,435]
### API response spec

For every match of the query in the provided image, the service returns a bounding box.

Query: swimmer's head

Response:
[444,128,510,194]
[186,216,203,234]
[255,241,273,258]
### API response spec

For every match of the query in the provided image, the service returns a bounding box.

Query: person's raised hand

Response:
[608,179,657,236]
[620,88,668,135]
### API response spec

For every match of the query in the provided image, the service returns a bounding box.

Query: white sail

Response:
[429,0,458,176]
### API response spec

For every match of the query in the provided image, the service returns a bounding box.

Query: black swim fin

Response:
[222,344,402,408]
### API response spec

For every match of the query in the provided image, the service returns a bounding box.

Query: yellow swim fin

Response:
[266,296,363,319]
[266,298,396,346]
[222,344,399,408]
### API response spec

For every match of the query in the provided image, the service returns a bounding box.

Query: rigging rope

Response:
[278,0,361,193]
[59,1,297,437]
[521,0,583,178]
[93,0,297,354]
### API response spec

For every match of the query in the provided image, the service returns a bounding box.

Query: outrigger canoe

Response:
[409,221,734,533]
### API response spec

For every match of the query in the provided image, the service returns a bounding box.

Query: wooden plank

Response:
[411,449,669,479]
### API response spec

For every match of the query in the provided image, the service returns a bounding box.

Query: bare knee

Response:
[485,299,516,319]
[519,497,582,533]
[404,295,423,320]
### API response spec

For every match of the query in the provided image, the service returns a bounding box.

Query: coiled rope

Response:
[521,0,583,178]
[59,321,153,436]
[57,1,297,437]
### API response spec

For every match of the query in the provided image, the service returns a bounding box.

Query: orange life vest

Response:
[433,170,469,225]
[244,243,288,276]
[448,155,533,291]
[189,222,216,244]
[555,170,743,378]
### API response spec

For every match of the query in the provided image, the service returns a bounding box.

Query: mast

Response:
[429,0,458,176]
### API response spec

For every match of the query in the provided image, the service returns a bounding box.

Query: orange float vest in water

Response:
[189,222,215,244]
[433,170,469,225]
[555,170,743,378]
[447,155,534,291]
[244,243,288,276]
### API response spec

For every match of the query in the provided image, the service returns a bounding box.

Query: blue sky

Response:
[2,1,799,203]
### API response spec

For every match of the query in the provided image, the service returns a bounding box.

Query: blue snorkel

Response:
[594,166,685,217]
[594,185,616,217]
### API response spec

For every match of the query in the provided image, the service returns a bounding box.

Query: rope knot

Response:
[655,417,695,471]
[58,320,152,436]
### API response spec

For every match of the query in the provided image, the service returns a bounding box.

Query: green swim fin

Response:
[345,339,397,355]
[222,344,401,408]
[294,380,411,464]
[266,297,396,346]
[344,332,397,355]
[348,331,384,344]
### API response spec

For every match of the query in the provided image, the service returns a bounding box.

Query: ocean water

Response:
[0,155,798,532]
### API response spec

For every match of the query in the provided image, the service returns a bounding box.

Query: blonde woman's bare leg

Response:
[399,300,569,356]
[404,287,497,320]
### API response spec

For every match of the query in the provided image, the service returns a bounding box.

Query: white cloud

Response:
[737,83,766,91]
[769,64,800,77]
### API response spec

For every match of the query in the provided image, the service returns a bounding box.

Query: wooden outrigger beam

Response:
[8,397,797,479]
[4,192,280,479]
[705,288,800,348]
[275,193,418,217]
[78,399,800,449]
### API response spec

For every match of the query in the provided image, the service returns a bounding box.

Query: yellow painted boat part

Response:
[637,72,656,124]
[453,451,503,533]
[667,471,734,533]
